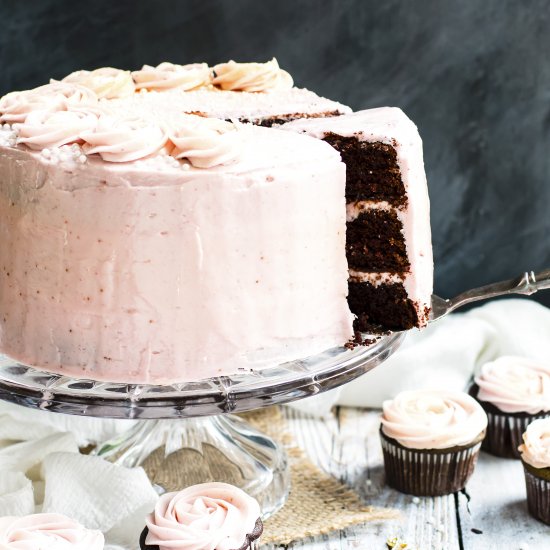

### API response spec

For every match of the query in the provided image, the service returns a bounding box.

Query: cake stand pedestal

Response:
[0,332,404,517]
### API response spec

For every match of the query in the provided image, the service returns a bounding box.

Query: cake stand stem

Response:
[94,414,289,518]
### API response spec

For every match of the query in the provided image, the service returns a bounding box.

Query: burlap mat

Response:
[143,407,395,546]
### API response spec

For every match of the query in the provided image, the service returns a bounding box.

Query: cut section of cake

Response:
[283,107,433,331]
[108,86,352,128]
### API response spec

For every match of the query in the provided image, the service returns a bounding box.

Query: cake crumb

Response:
[386,536,408,549]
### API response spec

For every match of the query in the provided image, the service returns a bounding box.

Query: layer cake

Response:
[0,60,432,383]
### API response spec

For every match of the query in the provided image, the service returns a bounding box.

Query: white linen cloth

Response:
[291,298,550,415]
[0,297,548,549]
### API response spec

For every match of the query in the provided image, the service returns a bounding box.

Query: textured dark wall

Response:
[1,0,549,306]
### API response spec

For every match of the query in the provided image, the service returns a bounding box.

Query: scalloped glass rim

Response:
[0,332,404,419]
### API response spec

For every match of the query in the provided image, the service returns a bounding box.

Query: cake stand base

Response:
[0,333,405,517]
[95,414,289,518]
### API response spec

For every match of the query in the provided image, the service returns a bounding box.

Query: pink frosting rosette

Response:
[0,82,98,123]
[62,67,135,99]
[212,58,293,92]
[381,390,488,449]
[0,513,104,549]
[132,62,211,91]
[145,482,261,550]
[168,117,244,168]
[475,356,550,414]
[519,418,550,469]
[16,108,99,150]
[80,114,167,162]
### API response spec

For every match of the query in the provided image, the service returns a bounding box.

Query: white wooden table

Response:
[264,407,549,550]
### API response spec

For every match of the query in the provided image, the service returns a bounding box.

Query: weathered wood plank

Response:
[457,452,549,550]
[265,406,550,549]
[274,407,461,550]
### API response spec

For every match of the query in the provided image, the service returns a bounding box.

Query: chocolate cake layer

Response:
[322,134,406,206]
[348,281,419,332]
[346,209,410,272]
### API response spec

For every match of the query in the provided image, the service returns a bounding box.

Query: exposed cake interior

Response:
[282,108,433,332]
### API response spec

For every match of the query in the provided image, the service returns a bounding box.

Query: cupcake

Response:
[471,356,550,458]
[140,482,263,550]
[380,390,487,496]
[0,513,104,548]
[518,418,550,525]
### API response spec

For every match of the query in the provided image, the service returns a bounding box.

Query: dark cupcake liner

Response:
[482,410,549,459]
[469,384,549,459]
[522,464,550,525]
[139,517,263,550]
[380,429,482,496]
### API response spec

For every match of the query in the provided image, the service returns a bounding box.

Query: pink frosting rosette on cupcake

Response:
[0,513,104,549]
[381,389,487,449]
[475,356,550,414]
[145,482,261,550]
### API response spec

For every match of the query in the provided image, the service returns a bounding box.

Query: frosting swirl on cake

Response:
[132,62,211,91]
[169,116,244,168]
[62,67,135,99]
[519,418,550,469]
[16,108,99,150]
[381,390,487,449]
[212,58,293,92]
[0,82,98,123]
[0,513,104,549]
[475,356,550,414]
[80,114,167,162]
[145,482,261,550]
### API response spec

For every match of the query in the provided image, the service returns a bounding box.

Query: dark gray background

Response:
[1,0,549,306]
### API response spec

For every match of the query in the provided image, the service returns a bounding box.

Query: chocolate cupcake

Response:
[140,482,263,550]
[518,418,550,525]
[380,390,487,496]
[471,356,550,458]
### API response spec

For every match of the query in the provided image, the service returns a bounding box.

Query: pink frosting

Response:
[0,82,98,123]
[145,482,261,550]
[212,59,293,92]
[381,390,488,449]
[475,356,550,414]
[16,108,99,150]
[519,418,550,469]
[62,68,135,99]
[80,114,167,162]
[0,513,104,549]
[132,62,211,91]
[169,117,244,168]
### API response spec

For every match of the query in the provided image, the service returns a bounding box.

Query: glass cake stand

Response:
[0,333,404,517]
